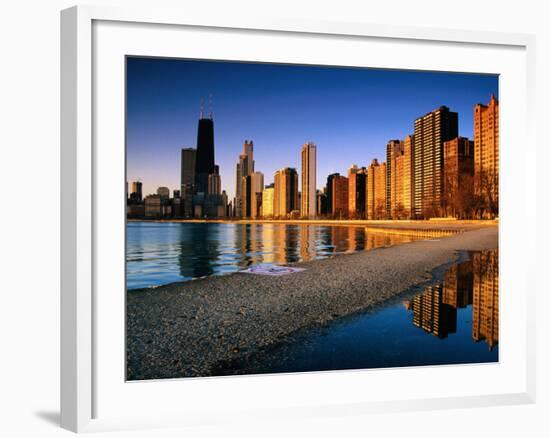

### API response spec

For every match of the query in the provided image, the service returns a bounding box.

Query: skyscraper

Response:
[180,148,196,217]
[300,142,317,219]
[347,165,367,218]
[474,95,499,218]
[386,139,402,219]
[387,137,414,220]
[331,175,349,218]
[366,159,386,220]
[402,135,415,219]
[194,115,215,195]
[413,106,458,218]
[235,140,255,217]
[325,173,340,217]
[274,168,299,218]
[443,137,474,217]
[242,171,264,218]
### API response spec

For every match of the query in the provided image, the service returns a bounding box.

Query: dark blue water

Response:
[126,222,417,289]
[216,250,499,374]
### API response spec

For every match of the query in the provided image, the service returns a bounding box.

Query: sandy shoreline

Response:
[128,218,497,231]
[127,225,498,380]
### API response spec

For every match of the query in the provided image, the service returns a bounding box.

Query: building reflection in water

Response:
[175,223,422,279]
[177,223,221,279]
[404,249,498,350]
[472,250,499,350]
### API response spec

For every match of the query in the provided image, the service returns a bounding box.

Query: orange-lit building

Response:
[367,159,386,220]
[386,140,402,218]
[443,137,474,217]
[300,142,317,219]
[402,135,414,218]
[273,167,299,218]
[331,175,349,218]
[474,95,499,217]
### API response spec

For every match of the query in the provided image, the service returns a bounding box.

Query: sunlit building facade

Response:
[474,95,499,217]
[331,174,349,218]
[386,139,402,219]
[234,140,255,217]
[300,142,317,219]
[274,167,299,218]
[367,159,386,220]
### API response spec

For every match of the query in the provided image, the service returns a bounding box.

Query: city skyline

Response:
[126,57,498,200]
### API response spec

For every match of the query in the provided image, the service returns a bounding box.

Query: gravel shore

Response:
[127,225,498,380]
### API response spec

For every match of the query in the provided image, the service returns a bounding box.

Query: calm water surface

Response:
[126,222,418,289]
[216,249,499,374]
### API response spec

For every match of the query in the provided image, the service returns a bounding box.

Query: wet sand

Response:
[127,225,498,380]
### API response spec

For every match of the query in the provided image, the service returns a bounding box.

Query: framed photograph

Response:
[61,5,536,433]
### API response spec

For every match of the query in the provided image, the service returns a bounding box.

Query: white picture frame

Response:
[60,4,536,433]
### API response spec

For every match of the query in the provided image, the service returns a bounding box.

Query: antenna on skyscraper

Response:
[199,97,204,119]
[208,93,213,119]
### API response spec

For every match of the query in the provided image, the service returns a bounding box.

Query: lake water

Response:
[215,249,499,374]
[126,221,418,290]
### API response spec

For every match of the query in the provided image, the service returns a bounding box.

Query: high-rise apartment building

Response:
[386,135,415,219]
[300,142,317,219]
[386,140,402,219]
[443,137,474,217]
[331,175,349,218]
[474,95,499,217]
[366,159,386,220]
[402,135,414,218]
[273,168,299,218]
[347,165,367,218]
[413,106,458,218]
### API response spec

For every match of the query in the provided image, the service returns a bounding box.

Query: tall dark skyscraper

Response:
[413,106,458,218]
[326,173,340,216]
[194,116,216,194]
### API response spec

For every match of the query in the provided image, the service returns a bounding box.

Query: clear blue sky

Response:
[126,57,498,199]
